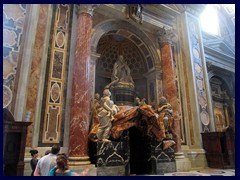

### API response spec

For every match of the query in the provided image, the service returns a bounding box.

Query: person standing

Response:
[29,149,38,176]
[34,144,60,176]
[49,153,89,176]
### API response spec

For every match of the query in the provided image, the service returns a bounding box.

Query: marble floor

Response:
[143,168,235,176]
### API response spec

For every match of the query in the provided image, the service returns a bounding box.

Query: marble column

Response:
[68,4,97,165]
[157,28,182,154]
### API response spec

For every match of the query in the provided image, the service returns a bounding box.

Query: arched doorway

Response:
[129,126,152,175]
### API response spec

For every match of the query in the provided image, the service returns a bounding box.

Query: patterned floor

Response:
[161,168,235,176]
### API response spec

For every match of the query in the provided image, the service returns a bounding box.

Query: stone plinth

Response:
[149,139,176,175]
[94,131,130,176]
[97,166,126,176]
[69,164,97,176]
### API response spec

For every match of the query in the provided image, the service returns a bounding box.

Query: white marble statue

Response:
[96,89,119,142]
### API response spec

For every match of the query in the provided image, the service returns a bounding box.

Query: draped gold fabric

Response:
[89,105,172,142]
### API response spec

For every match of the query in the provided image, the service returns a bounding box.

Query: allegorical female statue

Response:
[96,89,119,142]
[156,96,174,139]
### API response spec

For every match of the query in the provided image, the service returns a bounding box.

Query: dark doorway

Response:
[129,126,151,175]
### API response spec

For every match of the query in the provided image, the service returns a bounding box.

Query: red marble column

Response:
[158,29,182,154]
[68,5,95,165]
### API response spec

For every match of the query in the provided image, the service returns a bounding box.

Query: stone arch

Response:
[208,73,234,130]
[91,19,160,70]
[208,69,233,97]
[91,19,162,105]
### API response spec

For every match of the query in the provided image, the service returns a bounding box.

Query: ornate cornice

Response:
[202,32,235,57]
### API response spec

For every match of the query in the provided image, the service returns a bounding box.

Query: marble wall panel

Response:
[186,14,210,132]
[3,4,27,111]
[41,4,71,144]
[25,4,49,147]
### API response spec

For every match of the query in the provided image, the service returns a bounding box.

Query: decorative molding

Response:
[204,47,235,73]
[142,11,173,29]
[186,13,210,132]
[102,4,175,29]
[76,4,99,16]
[202,32,235,57]
[126,4,143,24]
[90,52,101,65]
[42,4,71,144]
[3,85,13,108]
[157,27,178,46]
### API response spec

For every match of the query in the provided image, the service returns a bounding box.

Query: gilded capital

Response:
[75,4,99,16]
[157,27,178,47]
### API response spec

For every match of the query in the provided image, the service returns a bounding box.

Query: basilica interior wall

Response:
[3,4,235,174]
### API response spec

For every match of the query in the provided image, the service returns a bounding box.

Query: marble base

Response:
[92,132,130,175]
[154,161,176,175]
[69,164,97,176]
[187,149,208,170]
[175,157,191,172]
[149,139,176,175]
[97,165,127,176]
[96,141,129,167]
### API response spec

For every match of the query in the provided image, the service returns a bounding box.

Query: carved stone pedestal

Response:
[94,132,130,176]
[149,139,176,175]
